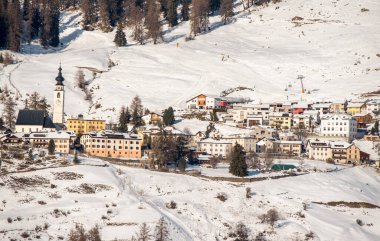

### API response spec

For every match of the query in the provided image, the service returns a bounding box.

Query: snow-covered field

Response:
[1,156,380,241]
[0,0,379,120]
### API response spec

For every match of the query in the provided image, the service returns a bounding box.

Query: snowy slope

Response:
[0,0,379,120]
[1,157,380,241]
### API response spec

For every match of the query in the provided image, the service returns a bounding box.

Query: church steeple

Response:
[55,64,65,86]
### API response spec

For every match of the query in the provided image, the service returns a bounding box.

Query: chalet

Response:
[186,94,248,110]
[0,134,23,145]
[15,110,56,133]
[353,113,373,129]
[141,112,163,125]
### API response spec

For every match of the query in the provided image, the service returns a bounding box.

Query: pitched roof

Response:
[16,110,56,129]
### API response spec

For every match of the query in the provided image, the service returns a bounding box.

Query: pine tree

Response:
[220,0,233,25]
[48,139,56,155]
[73,150,80,164]
[229,143,248,177]
[163,107,175,126]
[135,223,152,241]
[2,96,17,129]
[114,22,127,46]
[130,95,143,125]
[0,1,8,49]
[166,0,177,27]
[107,0,118,27]
[181,0,190,21]
[81,0,98,28]
[209,0,221,15]
[48,0,61,47]
[118,105,128,132]
[28,91,40,109]
[0,53,3,63]
[8,0,22,52]
[22,0,30,21]
[28,3,42,41]
[155,217,170,241]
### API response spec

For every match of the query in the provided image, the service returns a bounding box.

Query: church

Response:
[15,66,66,133]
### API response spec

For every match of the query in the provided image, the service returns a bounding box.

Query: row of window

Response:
[87,145,140,150]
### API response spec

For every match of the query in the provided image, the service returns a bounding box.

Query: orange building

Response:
[81,132,142,159]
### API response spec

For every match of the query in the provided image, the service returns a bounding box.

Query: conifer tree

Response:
[8,0,22,52]
[166,0,177,27]
[49,0,61,47]
[0,1,8,49]
[130,95,143,125]
[28,3,42,41]
[181,0,190,21]
[220,0,233,25]
[81,0,97,28]
[228,143,248,177]
[118,106,128,132]
[2,96,17,129]
[48,139,56,155]
[163,107,175,126]
[22,0,30,21]
[209,0,221,15]
[114,22,127,46]
[145,0,162,44]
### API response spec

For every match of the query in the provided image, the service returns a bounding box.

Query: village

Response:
[1,66,379,175]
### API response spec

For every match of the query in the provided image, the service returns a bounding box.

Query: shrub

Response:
[7,217,12,223]
[246,187,252,198]
[166,201,177,209]
[326,158,335,164]
[305,231,315,240]
[216,192,228,202]
[20,232,30,238]
[259,209,279,227]
[228,222,250,240]
[356,219,364,226]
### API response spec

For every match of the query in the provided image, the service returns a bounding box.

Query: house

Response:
[363,134,380,142]
[27,131,71,153]
[15,110,56,133]
[186,94,223,110]
[320,113,357,142]
[0,134,23,145]
[353,113,373,129]
[250,126,278,140]
[246,113,264,127]
[81,131,143,159]
[256,137,276,153]
[313,102,332,115]
[67,115,106,134]
[366,100,380,114]
[278,132,298,141]
[306,140,361,164]
[353,140,380,164]
[197,138,232,158]
[306,140,331,161]
[273,140,302,156]
[347,102,366,115]
[223,134,256,153]
[330,101,346,113]
[142,112,163,125]
[291,103,309,115]
[269,112,292,129]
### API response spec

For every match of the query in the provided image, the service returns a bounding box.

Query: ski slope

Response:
[0,0,379,120]
[0,156,380,240]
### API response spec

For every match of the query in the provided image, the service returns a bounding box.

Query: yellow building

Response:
[67,115,106,134]
[269,113,292,129]
[347,102,366,115]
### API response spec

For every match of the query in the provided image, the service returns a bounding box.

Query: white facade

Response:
[53,85,65,124]
[320,114,357,141]
[197,138,232,157]
[366,100,380,114]
[15,125,55,133]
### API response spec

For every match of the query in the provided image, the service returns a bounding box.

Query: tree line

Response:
[0,0,61,52]
[0,0,236,51]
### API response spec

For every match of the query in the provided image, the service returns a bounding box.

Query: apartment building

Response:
[269,112,292,129]
[197,138,232,158]
[67,115,106,134]
[320,114,357,141]
[27,131,71,154]
[81,131,142,159]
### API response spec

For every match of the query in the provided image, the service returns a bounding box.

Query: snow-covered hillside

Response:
[1,156,380,240]
[1,0,379,120]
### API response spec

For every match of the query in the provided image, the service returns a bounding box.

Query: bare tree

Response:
[135,223,152,241]
[127,4,145,44]
[75,69,86,90]
[190,0,209,36]
[220,0,233,25]
[145,0,162,44]
[155,217,170,241]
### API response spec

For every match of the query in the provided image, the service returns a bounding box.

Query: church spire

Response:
[55,64,65,86]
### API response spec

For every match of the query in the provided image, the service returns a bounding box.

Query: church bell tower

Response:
[53,65,65,124]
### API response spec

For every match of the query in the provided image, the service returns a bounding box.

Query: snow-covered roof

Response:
[85,131,141,140]
[330,141,351,149]
[347,102,366,108]
[28,131,71,139]
[198,138,232,144]
[353,140,380,160]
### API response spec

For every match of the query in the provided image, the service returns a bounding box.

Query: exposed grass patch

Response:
[313,201,379,209]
